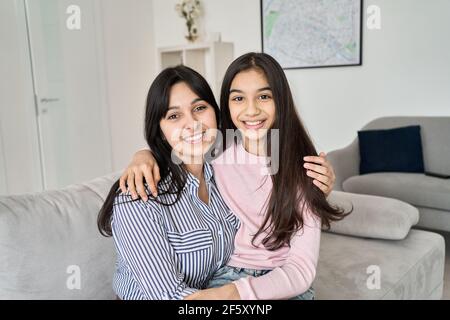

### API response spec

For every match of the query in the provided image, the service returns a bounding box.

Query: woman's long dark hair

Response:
[220,52,350,250]
[98,65,220,237]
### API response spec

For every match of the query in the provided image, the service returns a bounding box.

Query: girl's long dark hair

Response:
[220,52,350,250]
[98,65,220,237]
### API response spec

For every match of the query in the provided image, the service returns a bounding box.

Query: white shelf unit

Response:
[157,41,234,98]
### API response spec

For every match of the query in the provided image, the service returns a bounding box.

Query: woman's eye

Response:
[194,105,207,112]
[231,96,243,102]
[259,94,271,100]
[167,113,179,120]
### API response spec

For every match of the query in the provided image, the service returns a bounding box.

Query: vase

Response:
[185,20,198,43]
[186,34,198,43]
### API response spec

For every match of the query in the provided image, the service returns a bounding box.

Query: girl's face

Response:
[228,69,276,144]
[160,82,217,163]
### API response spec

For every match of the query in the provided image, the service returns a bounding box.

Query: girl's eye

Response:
[194,105,207,112]
[259,94,271,100]
[231,96,244,102]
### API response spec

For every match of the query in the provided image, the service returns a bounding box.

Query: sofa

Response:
[327,116,450,233]
[0,172,445,299]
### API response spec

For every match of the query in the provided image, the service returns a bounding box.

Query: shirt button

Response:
[218,230,223,236]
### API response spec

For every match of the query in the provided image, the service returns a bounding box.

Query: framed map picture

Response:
[261,0,363,69]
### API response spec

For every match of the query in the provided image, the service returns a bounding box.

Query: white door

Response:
[24,0,112,190]
[0,0,44,195]
[0,0,112,194]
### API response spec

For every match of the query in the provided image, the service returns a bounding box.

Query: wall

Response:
[0,126,6,194]
[2,0,449,193]
[153,0,260,57]
[101,0,156,171]
[152,0,450,152]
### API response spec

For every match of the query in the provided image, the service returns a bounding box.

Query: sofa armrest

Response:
[325,191,419,240]
[327,140,360,191]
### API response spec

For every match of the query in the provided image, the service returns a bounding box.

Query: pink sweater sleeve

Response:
[232,210,321,300]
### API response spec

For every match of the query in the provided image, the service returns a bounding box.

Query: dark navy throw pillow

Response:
[358,125,425,174]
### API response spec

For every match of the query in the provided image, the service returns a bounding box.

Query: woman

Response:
[98,65,239,299]
[119,53,348,300]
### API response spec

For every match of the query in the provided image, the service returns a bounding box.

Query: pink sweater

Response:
[212,142,321,300]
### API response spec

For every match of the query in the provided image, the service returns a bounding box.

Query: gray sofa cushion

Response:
[315,229,445,299]
[326,191,419,240]
[0,173,120,299]
[343,173,450,211]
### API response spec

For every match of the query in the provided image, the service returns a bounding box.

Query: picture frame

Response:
[260,0,363,69]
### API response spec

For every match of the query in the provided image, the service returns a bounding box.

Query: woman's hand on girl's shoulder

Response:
[303,152,335,196]
[119,149,161,202]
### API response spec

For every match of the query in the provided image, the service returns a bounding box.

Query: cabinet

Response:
[157,41,234,98]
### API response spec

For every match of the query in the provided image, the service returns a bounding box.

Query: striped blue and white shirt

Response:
[111,163,240,300]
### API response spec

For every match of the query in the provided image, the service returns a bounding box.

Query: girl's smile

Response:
[241,119,267,130]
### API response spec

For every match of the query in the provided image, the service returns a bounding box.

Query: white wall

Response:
[290,0,450,151]
[151,0,450,152]
[2,0,449,193]
[101,0,155,171]
[0,126,6,194]
[153,0,260,56]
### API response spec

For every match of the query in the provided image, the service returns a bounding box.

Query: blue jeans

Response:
[207,265,315,300]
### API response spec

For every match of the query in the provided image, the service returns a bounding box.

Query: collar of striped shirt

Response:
[184,161,214,188]
[157,162,214,191]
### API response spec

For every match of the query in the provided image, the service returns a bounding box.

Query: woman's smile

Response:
[182,131,206,144]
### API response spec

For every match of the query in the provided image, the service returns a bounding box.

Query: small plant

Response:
[175,0,202,42]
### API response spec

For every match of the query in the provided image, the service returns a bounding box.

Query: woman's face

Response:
[228,68,276,144]
[160,82,217,163]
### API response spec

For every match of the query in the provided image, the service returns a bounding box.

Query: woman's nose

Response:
[185,119,202,133]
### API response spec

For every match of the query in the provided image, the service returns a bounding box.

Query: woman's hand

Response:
[119,149,160,201]
[303,152,335,196]
[184,283,240,300]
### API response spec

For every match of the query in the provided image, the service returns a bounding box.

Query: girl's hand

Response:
[119,149,160,201]
[184,283,240,300]
[303,152,335,196]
